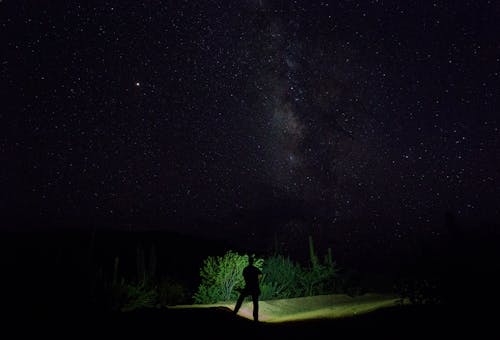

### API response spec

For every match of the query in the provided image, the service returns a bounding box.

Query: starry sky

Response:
[2,1,499,258]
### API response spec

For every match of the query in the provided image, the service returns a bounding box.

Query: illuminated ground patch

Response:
[171,293,402,322]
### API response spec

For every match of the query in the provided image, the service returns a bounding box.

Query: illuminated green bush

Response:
[260,250,339,299]
[262,237,339,298]
[260,255,305,299]
[194,237,339,304]
[193,251,263,304]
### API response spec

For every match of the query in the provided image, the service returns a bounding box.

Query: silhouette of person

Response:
[233,255,263,322]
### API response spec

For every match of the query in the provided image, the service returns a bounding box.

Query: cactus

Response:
[112,256,120,286]
[304,235,338,296]
[325,247,333,267]
[148,244,157,282]
[308,235,313,264]
[136,245,146,283]
[309,235,319,268]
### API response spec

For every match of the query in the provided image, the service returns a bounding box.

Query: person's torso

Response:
[243,266,260,288]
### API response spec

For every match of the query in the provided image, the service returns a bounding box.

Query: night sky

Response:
[3,1,499,260]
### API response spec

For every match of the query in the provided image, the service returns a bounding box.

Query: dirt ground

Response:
[8,302,493,339]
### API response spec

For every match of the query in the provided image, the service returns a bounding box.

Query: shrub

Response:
[395,277,442,305]
[300,236,339,296]
[94,253,188,311]
[120,280,158,312]
[261,255,305,299]
[193,239,340,304]
[157,277,187,306]
[193,251,263,304]
[259,280,285,300]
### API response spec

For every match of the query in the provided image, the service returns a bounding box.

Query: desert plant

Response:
[157,277,186,306]
[259,280,284,300]
[300,236,338,296]
[395,277,442,305]
[193,251,263,304]
[260,254,305,299]
[95,245,188,312]
[194,240,340,305]
[120,279,158,312]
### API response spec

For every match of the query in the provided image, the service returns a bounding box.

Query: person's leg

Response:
[233,292,246,314]
[252,293,259,322]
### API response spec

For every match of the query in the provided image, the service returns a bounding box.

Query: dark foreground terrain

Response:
[2,227,498,338]
[5,302,495,339]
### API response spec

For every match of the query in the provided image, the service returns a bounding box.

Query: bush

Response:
[300,237,339,296]
[192,252,296,303]
[193,251,263,304]
[92,253,189,311]
[260,255,305,299]
[120,279,158,312]
[106,276,188,311]
[193,239,340,304]
[395,277,442,305]
[157,277,187,306]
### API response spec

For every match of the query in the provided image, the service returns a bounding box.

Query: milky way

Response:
[3,1,499,258]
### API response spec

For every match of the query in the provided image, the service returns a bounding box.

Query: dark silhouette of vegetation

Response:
[92,243,188,311]
[392,211,500,308]
[1,213,498,324]
[394,277,442,305]
[302,235,338,296]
